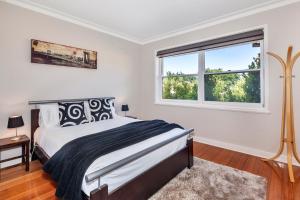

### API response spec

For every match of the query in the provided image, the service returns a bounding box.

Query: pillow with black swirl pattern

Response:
[58,102,89,127]
[88,98,113,122]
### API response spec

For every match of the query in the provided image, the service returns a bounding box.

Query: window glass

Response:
[163,53,198,76]
[162,53,199,100]
[205,42,261,72]
[204,71,261,103]
[162,76,198,100]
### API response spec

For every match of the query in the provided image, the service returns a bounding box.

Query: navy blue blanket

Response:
[43,120,183,200]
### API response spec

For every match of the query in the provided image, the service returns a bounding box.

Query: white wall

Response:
[0,2,141,167]
[138,3,300,160]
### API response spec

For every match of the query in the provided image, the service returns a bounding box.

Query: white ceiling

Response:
[5,0,299,44]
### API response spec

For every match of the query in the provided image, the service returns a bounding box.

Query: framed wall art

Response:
[31,39,97,69]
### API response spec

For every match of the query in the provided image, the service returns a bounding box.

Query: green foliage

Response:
[162,72,198,100]
[243,54,261,103]
[204,69,245,102]
[162,53,261,103]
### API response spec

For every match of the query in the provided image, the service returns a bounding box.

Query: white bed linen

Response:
[34,116,188,195]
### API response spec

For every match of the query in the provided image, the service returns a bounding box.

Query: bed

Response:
[29,97,194,200]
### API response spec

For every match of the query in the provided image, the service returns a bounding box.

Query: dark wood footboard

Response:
[89,137,194,200]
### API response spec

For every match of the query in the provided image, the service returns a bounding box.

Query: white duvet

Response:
[35,116,188,195]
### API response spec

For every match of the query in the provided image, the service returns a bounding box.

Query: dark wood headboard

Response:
[29,97,115,151]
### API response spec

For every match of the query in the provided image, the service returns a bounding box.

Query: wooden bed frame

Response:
[30,100,194,200]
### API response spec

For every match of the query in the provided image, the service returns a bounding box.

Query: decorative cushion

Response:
[88,98,113,122]
[58,102,89,127]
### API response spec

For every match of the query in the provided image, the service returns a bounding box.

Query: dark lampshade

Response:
[121,104,129,112]
[7,116,24,128]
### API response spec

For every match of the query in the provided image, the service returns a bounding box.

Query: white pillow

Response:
[109,99,117,118]
[84,101,92,122]
[38,104,60,128]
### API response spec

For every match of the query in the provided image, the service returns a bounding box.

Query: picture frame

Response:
[31,39,97,69]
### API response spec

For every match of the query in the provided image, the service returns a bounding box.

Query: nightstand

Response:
[0,135,30,171]
[126,115,138,119]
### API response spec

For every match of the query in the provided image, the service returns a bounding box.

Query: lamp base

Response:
[11,136,21,141]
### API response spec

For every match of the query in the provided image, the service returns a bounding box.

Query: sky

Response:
[163,43,261,75]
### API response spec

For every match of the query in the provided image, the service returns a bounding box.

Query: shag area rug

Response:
[150,158,267,200]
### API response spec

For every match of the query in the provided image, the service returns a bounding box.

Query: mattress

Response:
[34,116,188,195]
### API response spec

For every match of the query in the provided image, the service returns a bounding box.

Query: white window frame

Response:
[155,27,269,114]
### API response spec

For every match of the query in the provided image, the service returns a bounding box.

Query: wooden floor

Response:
[0,142,300,200]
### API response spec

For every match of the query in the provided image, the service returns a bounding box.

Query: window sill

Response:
[154,100,270,114]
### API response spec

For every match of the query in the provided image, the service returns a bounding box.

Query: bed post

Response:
[90,184,108,200]
[31,109,40,152]
[187,138,194,169]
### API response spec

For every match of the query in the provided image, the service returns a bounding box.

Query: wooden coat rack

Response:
[263,46,300,182]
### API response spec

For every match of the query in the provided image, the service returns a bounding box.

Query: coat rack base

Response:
[262,138,300,182]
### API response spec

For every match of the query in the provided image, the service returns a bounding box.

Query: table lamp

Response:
[121,104,129,117]
[7,115,24,141]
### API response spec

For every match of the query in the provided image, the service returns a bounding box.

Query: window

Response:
[156,29,266,111]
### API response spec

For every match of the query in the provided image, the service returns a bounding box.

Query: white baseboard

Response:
[193,136,300,167]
